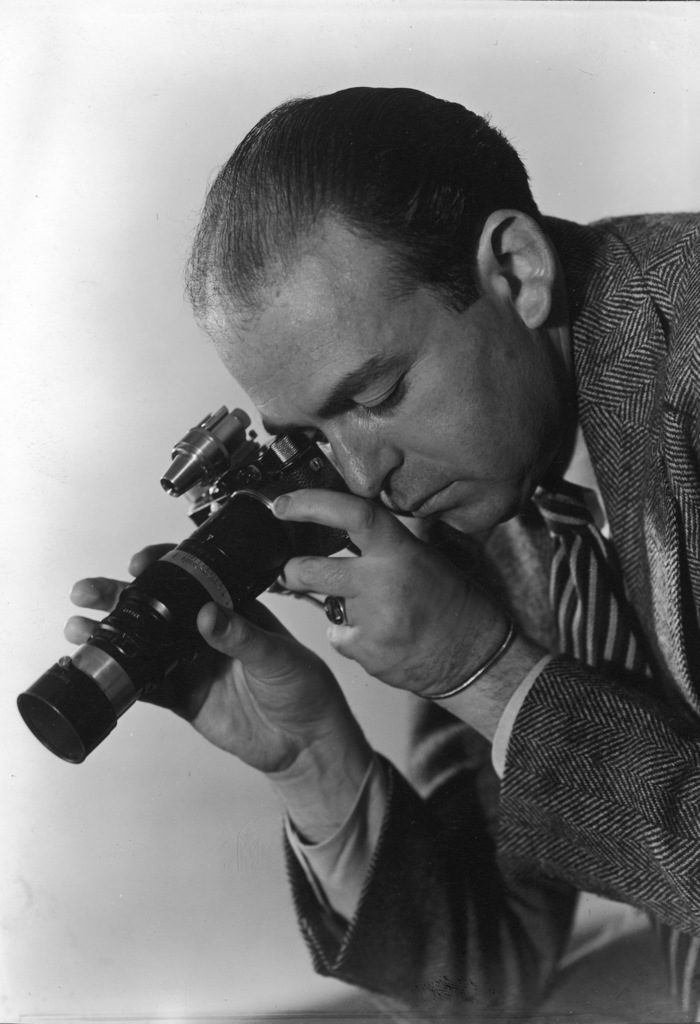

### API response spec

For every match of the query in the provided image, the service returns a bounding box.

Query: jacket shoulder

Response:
[595,212,700,254]
[593,213,700,325]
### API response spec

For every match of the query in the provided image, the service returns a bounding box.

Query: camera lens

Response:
[17,659,118,763]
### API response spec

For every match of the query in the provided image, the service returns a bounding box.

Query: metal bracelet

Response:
[427,620,517,701]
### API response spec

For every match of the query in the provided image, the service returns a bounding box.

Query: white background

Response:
[2,2,699,1021]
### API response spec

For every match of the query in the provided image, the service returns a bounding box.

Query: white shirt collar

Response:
[562,424,609,535]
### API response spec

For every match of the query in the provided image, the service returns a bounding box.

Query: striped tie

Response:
[535,481,700,1020]
[534,481,650,677]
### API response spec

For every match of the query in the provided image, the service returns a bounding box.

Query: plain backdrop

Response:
[1,2,699,1021]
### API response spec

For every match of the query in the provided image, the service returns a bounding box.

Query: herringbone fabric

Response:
[535,482,700,1019]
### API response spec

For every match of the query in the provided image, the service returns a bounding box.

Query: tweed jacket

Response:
[286,214,700,1021]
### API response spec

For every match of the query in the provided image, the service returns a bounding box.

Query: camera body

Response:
[17,408,349,763]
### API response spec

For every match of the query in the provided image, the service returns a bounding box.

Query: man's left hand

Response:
[273,489,510,698]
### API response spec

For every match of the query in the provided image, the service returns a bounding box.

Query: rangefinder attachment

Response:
[18,408,349,763]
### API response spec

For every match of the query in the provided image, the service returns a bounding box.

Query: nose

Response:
[323,422,402,500]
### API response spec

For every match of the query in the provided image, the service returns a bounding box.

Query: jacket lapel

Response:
[548,217,700,713]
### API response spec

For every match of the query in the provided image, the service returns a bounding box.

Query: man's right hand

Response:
[65,544,373,838]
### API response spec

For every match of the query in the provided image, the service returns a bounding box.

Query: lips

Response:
[412,488,450,518]
[379,492,414,516]
[383,484,454,519]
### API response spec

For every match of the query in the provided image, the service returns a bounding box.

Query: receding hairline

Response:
[192,210,469,335]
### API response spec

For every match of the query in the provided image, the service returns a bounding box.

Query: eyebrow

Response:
[261,353,405,436]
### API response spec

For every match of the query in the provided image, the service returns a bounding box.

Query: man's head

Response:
[187,87,542,320]
[187,87,574,533]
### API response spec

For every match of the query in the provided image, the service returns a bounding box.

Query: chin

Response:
[438,507,497,536]
[438,488,525,535]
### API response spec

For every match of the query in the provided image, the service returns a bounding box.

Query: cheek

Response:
[390,342,556,477]
[426,391,512,466]
[485,346,561,453]
[422,386,546,483]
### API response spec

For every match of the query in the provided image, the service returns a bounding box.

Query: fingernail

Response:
[273,495,291,516]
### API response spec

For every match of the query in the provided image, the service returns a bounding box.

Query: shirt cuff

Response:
[491,654,554,778]
[284,752,388,923]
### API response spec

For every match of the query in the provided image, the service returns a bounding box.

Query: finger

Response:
[238,598,294,639]
[279,555,356,597]
[128,543,176,577]
[326,623,360,659]
[273,490,406,554]
[69,577,128,611]
[64,614,99,645]
[197,602,298,682]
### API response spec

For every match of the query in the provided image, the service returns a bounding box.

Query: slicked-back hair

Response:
[186,87,541,319]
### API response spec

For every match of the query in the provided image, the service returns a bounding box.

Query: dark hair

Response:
[186,87,540,318]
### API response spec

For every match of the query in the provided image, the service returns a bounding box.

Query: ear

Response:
[475,210,557,329]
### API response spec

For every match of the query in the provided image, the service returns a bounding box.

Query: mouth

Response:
[412,487,454,518]
[382,484,455,519]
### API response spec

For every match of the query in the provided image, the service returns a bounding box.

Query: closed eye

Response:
[357,375,408,416]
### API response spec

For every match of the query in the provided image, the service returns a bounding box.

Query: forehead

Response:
[208,221,429,410]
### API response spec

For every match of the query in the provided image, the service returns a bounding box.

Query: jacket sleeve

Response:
[498,654,700,937]
[285,702,576,1021]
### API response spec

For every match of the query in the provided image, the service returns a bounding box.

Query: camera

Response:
[17,407,350,763]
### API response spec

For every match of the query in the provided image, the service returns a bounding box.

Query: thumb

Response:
[197,602,255,654]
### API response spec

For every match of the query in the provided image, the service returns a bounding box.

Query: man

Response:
[67,88,700,1020]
